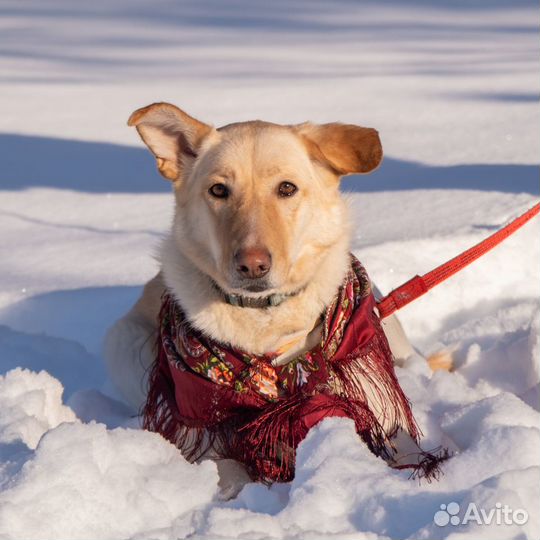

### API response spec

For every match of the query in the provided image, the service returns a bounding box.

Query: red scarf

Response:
[144,256,447,482]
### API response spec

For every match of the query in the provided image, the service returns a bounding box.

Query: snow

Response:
[0,369,77,450]
[0,0,538,538]
[0,422,219,540]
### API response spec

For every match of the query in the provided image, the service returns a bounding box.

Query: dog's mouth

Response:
[214,272,290,298]
[212,262,302,301]
[243,282,270,293]
[227,278,272,295]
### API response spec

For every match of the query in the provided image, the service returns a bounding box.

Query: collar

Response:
[212,281,303,309]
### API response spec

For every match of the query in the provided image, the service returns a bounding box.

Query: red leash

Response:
[376,202,540,319]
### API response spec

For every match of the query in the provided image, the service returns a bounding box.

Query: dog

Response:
[104,103,450,494]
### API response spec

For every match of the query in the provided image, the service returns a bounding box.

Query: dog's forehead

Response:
[208,121,311,174]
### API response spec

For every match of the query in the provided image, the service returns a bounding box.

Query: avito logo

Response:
[434,502,528,527]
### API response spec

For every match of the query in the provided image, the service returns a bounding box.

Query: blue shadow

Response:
[1,133,537,194]
[0,134,169,193]
[343,160,539,194]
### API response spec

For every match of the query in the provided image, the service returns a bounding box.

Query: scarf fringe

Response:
[327,317,449,481]
[330,316,421,443]
[142,339,214,463]
[233,393,386,482]
[144,365,388,483]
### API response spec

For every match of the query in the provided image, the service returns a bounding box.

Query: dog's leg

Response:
[382,314,453,371]
[372,284,414,366]
[214,459,252,499]
[374,283,453,372]
[103,272,164,410]
[380,314,415,366]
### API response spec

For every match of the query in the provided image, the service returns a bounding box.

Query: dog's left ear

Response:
[295,122,383,176]
[128,102,213,181]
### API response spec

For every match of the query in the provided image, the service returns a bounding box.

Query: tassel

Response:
[392,446,452,483]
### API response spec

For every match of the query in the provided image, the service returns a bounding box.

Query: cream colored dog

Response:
[104,103,447,490]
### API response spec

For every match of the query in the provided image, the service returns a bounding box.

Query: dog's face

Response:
[129,103,382,296]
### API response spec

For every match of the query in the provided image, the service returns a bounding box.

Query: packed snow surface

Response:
[0,0,538,539]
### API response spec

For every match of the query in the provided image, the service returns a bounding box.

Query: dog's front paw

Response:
[215,459,252,500]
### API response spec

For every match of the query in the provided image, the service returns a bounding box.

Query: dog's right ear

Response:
[128,103,213,181]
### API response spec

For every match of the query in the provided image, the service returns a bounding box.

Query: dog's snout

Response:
[234,247,272,279]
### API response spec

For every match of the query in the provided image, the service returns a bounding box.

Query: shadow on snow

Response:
[1,133,538,194]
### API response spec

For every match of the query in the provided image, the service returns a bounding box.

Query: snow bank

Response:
[0,368,77,449]
[0,369,219,540]
[2,359,538,540]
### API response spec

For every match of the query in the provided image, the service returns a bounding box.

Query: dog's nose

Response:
[234,247,272,279]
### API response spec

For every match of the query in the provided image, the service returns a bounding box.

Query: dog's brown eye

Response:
[209,183,230,199]
[278,181,297,197]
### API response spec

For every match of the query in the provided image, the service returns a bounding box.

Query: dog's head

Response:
[129,103,382,297]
